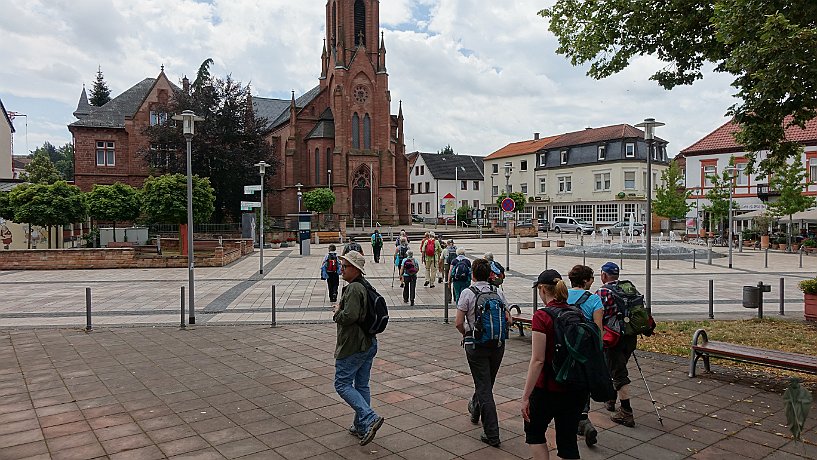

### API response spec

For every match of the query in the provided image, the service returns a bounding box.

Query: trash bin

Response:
[743,286,761,309]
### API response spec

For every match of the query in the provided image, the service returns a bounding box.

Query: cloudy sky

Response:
[1,0,737,159]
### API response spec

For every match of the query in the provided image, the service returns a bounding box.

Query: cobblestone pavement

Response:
[2,323,816,459]
[1,236,815,327]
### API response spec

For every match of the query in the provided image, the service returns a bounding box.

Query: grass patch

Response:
[641,318,817,386]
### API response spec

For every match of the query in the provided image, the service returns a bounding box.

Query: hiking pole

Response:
[391,261,396,288]
[631,352,663,427]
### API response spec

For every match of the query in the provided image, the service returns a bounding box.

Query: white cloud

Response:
[1,0,737,158]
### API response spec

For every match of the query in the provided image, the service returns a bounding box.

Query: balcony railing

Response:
[756,183,780,202]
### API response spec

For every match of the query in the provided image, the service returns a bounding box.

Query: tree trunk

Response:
[112,221,117,242]
[788,215,793,253]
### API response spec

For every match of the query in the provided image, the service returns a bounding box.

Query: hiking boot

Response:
[577,419,598,447]
[605,400,616,412]
[359,416,384,446]
[611,407,635,427]
[480,434,501,447]
[467,400,480,424]
[438,277,443,284]
[403,298,409,303]
[410,301,414,306]
[348,425,363,439]
[424,281,429,286]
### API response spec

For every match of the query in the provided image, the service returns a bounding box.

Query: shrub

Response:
[799,278,817,295]
[803,238,817,248]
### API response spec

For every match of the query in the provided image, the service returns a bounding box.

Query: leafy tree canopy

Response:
[28,142,74,181]
[702,158,739,228]
[438,144,455,155]
[654,159,691,219]
[141,174,215,224]
[89,66,112,107]
[8,181,87,228]
[540,1,817,172]
[21,149,62,184]
[0,192,12,220]
[496,191,527,212]
[302,188,336,213]
[142,58,277,223]
[87,183,142,224]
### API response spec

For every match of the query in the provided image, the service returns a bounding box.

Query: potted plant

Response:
[752,214,774,249]
[799,277,817,322]
[270,239,281,248]
[803,238,817,253]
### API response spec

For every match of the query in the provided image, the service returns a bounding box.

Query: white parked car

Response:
[599,221,645,236]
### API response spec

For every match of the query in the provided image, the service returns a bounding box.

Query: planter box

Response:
[541,240,551,248]
[556,240,565,248]
[805,293,817,322]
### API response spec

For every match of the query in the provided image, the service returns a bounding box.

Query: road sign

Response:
[244,185,262,194]
[504,212,513,219]
[501,197,515,213]
[241,201,261,211]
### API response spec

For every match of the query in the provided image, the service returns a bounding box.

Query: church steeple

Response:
[73,85,91,119]
[378,31,387,73]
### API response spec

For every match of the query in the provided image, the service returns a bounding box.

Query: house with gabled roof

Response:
[409,152,483,222]
[0,96,14,180]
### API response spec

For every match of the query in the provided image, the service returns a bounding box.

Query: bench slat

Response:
[692,341,817,373]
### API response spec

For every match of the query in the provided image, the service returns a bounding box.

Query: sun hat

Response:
[339,251,366,275]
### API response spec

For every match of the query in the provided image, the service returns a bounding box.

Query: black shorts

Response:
[524,387,586,459]
[605,334,638,390]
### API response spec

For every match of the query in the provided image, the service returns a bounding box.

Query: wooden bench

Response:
[510,305,532,337]
[689,329,817,377]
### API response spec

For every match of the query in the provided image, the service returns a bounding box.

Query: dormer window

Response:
[625,143,635,158]
[539,153,546,167]
[598,145,606,160]
[560,150,568,165]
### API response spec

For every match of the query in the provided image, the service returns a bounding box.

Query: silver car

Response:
[599,221,645,236]
[551,216,594,234]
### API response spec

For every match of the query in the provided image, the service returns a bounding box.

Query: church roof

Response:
[69,78,157,129]
[255,86,322,131]
[305,108,335,139]
[73,87,91,119]
[419,153,484,181]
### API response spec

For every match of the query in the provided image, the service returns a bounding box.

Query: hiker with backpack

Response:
[440,239,457,284]
[399,250,420,305]
[522,269,605,460]
[371,230,383,263]
[321,245,342,303]
[449,247,471,303]
[596,262,654,428]
[455,258,512,448]
[332,251,386,446]
[483,252,506,288]
[394,236,410,288]
[343,236,364,256]
[567,264,605,448]
[420,232,441,288]
[395,229,408,247]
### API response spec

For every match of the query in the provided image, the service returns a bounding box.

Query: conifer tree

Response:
[89,66,112,107]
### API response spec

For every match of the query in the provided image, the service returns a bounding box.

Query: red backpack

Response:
[326,254,338,272]
[424,239,436,257]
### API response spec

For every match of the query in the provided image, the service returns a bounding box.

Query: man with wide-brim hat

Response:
[332,251,384,445]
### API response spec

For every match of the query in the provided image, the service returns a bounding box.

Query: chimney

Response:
[585,126,592,130]
[182,75,190,94]
[534,132,540,140]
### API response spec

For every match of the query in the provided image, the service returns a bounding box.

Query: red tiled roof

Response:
[485,135,561,160]
[681,116,817,155]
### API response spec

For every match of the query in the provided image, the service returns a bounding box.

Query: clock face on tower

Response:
[353,85,369,104]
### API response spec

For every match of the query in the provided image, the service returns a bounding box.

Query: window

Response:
[736,163,749,186]
[552,205,569,218]
[473,181,480,191]
[351,113,360,148]
[149,111,167,126]
[653,172,659,190]
[421,165,425,175]
[96,141,115,166]
[703,165,717,187]
[363,114,371,149]
[643,172,647,191]
[520,160,528,171]
[461,180,467,191]
[558,176,572,193]
[354,0,366,45]
[315,148,321,184]
[492,185,498,196]
[598,145,606,160]
[411,203,415,214]
[461,200,468,208]
[623,203,638,221]
[596,203,619,223]
[425,182,430,193]
[411,184,415,194]
[415,166,419,176]
[625,143,635,158]
[473,200,479,209]
[521,183,528,194]
[574,205,592,222]
[507,184,513,194]
[810,158,817,182]
[560,150,568,165]
[539,153,546,167]
[594,172,611,191]
[492,163,499,174]
[539,177,547,194]
[624,171,636,189]
[425,202,430,214]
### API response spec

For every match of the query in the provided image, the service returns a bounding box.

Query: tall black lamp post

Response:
[635,117,664,316]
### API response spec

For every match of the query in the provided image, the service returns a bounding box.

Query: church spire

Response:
[320,39,328,79]
[378,31,387,73]
[73,85,91,119]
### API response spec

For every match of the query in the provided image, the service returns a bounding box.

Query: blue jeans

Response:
[334,339,379,433]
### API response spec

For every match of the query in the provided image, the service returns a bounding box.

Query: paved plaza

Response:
[0,236,814,327]
[1,322,816,460]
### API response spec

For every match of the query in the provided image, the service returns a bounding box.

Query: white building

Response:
[678,118,817,232]
[0,97,14,180]
[409,152,484,222]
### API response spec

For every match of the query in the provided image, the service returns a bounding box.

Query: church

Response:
[69,0,410,225]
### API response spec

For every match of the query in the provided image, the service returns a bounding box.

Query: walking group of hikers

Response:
[324,231,655,458]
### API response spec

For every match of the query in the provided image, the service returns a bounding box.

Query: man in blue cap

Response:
[596,261,638,428]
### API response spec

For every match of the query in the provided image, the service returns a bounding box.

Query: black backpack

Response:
[543,305,616,402]
[398,243,408,260]
[451,258,471,281]
[355,279,389,335]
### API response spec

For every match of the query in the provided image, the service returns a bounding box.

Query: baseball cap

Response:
[533,269,562,288]
[601,262,620,276]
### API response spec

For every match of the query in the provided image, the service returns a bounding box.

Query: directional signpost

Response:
[501,198,515,269]
[244,185,262,194]
[241,201,261,211]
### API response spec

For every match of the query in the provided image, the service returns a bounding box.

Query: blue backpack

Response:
[468,286,509,345]
[451,258,471,281]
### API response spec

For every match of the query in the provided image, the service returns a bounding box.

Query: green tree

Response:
[302,188,336,212]
[766,154,816,249]
[21,150,62,184]
[87,183,142,242]
[495,191,526,213]
[438,144,455,155]
[8,182,87,248]
[89,66,112,106]
[142,59,277,222]
[703,163,739,234]
[54,143,74,181]
[654,160,691,219]
[141,174,215,224]
[456,204,471,224]
[0,192,12,220]
[539,1,817,172]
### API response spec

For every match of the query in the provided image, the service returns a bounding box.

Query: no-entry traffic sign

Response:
[501,197,515,213]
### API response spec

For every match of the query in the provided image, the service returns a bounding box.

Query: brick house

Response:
[68,0,410,225]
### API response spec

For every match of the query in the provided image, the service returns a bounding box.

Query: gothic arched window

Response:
[352,113,360,149]
[332,2,337,44]
[315,148,321,184]
[363,114,371,150]
[354,0,366,46]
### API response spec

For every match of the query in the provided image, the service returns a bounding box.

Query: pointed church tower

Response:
[73,85,91,119]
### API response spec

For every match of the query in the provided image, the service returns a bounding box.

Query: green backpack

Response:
[606,280,653,336]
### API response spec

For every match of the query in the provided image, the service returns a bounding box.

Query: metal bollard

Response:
[583,250,586,266]
[533,285,538,311]
[620,250,623,269]
[739,234,743,253]
[707,241,713,265]
[444,280,450,324]
[180,286,186,328]
[693,249,697,269]
[85,287,92,331]
[800,246,804,269]
[271,285,277,327]
[657,248,661,270]
[516,235,521,255]
[581,233,584,246]
[708,279,714,319]
[779,278,785,316]
[545,250,548,269]
[765,247,769,268]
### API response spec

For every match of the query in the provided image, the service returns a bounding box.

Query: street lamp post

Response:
[296,183,303,213]
[724,166,738,268]
[328,169,332,190]
[172,110,204,325]
[635,118,664,317]
[504,162,512,270]
[255,161,269,275]
[454,166,465,228]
